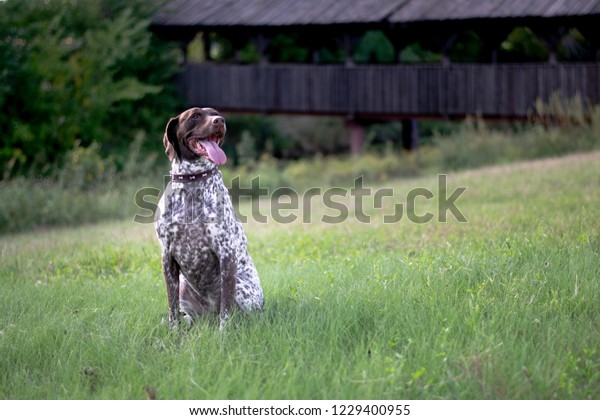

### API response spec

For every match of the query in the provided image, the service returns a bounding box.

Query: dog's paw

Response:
[219,312,229,331]
[163,311,194,332]
[218,317,227,331]
[164,311,184,331]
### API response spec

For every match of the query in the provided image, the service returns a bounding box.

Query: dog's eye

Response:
[191,114,200,119]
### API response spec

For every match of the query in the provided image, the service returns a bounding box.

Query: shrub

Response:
[436,109,600,172]
[0,0,182,176]
[0,141,162,234]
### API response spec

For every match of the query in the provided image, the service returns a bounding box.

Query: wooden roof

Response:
[152,0,404,27]
[152,0,600,28]
[389,0,600,22]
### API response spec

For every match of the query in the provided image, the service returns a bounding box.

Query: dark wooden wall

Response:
[180,62,600,119]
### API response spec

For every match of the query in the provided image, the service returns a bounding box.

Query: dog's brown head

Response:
[163,107,227,165]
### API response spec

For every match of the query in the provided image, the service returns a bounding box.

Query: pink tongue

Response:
[200,140,227,165]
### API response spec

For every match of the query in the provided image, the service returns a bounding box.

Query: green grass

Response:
[1,152,599,399]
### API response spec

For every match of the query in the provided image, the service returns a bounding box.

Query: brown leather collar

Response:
[171,168,217,183]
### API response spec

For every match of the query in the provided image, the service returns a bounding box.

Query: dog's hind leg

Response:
[234,261,264,312]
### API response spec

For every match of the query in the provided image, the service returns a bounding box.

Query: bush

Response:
[436,109,600,172]
[223,145,428,196]
[0,141,163,234]
[0,0,182,176]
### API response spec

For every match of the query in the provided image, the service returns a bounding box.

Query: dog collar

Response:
[171,168,217,183]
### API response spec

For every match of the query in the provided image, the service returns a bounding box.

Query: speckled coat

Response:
[155,108,264,329]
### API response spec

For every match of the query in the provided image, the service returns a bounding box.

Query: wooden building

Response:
[151,0,600,151]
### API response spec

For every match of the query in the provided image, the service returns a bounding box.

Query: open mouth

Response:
[189,136,227,165]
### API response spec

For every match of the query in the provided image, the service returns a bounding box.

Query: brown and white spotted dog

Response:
[155,107,264,329]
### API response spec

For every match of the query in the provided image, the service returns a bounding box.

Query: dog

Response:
[155,107,264,329]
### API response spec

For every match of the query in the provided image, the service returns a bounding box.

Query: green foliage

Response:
[558,28,592,61]
[186,23,568,67]
[186,33,207,62]
[0,140,163,234]
[238,43,262,63]
[316,45,345,64]
[225,114,348,162]
[354,31,395,64]
[450,31,486,63]
[268,34,311,63]
[206,32,236,61]
[224,114,284,161]
[235,131,259,165]
[436,104,600,172]
[500,27,549,62]
[399,42,442,63]
[273,116,347,158]
[0,0,182,176]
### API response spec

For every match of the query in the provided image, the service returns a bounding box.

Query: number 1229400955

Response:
[331,404,411,416]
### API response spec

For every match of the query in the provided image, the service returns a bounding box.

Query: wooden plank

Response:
[182,62,600,118]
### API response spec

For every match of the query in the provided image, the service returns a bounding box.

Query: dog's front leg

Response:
[162,253,181,329]
[219,256,237,330]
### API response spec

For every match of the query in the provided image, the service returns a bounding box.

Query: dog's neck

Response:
[171,158,216,175]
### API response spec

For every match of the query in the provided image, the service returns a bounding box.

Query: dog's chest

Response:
[157,176,244,276]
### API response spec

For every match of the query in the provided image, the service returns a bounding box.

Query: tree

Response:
[0,0,183,175]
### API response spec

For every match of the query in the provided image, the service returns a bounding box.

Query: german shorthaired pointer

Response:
[155,107,264,329]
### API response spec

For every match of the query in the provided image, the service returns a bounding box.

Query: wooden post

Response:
[346,119,365,155]
[576,25,600,62]
[228,31,250,63]
[311,49,320,63]
[252,33,271,64]
[178,32,196,64]
[534,26,567,64]
[424,30,458,66]
[477,25,511,63]
[385,27,415,63]
[442,33,458,66]
[340,33,361,66]
[203,33,212,61]
[401,119,419,150]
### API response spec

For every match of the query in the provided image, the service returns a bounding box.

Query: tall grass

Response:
[435,115,600,171]
[2,104,600,234]
[1,152,599,399]
[0,140,166,234]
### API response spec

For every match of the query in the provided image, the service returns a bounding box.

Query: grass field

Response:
[1,152,599,399]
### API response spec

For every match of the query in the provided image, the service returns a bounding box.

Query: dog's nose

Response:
[212,116,225,126]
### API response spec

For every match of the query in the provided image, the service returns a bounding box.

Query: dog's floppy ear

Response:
[163,115,181,161]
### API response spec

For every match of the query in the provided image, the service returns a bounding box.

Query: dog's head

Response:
[163,107,227,165]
